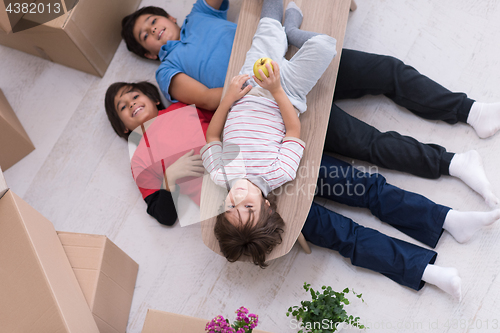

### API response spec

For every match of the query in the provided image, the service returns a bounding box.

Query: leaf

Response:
[288,283,365,333]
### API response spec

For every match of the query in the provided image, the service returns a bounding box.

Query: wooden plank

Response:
[201,0,352,262]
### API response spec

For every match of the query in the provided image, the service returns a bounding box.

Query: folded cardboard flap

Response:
[141,310,273,333]
[0,0,142,76]
[0,88,35,170]
[0,6,10,33]
[64,0,138,73]
[0,0,38,33]
[0,191,100,333]
[58,232,139,333]
[0,89,32,143]
[0,167,7,199]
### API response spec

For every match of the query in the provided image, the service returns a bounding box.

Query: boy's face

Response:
[224,179,270,226]
[114,86,160,133]
[133,14,180,59]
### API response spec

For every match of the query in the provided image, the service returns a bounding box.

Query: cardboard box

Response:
[0,1,38,33]
[0,168,7,198]
[58,232,139,333]
[0,8,8,33]
[0,89,35,170]
[0,189,100,333]
[0,2,12,33]
[141,309,273,333]
[0,0,142,76]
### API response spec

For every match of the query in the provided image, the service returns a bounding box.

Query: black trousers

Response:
[324,49,474,179]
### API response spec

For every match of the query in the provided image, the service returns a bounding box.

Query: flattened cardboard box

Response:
[0,190,100,333]
[58,232,139,333]
[142,309,273,333]
[0,89,35,170]
[0,0,141,76]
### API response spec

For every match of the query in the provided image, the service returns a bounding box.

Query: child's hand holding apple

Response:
[223,74,253,104]
[253,60,282,95]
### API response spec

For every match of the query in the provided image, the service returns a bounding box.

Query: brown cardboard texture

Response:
[0,0,142,76]
[141,310,273,333]
[58,232,139,333]
[0,1,39,33]
[0,9,8,33]
[0,2,12,33]
[0,190,100,333]
[0,89,35,170]
[0,167,7,198]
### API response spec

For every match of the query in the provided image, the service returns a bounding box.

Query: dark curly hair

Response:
[104,81,165,139]
[214,194,285,268]
[121,6,172,59]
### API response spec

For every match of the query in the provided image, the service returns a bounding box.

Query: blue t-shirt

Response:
[156,0,236,102]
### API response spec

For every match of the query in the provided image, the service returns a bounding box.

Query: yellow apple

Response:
[253,57,273,81]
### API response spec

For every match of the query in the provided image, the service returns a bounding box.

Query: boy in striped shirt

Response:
[200,1,336,267]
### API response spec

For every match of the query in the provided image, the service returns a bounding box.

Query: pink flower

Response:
[206,307,258,333]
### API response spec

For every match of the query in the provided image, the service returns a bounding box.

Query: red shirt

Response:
[130,103,213,204]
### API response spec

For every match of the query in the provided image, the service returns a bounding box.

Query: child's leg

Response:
[422,265,462,300]
[238,18,288,87]
[316,154,500,246]
[315,154,448,248]
[260,0,283,23]
[449,150,499,207]
[284,2,318,48]
[279,31,337,113]
[303,202,437,291]
[467,102,500,139]
[443,209,500,243]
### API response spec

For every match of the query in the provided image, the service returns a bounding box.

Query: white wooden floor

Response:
[2,0,500,332]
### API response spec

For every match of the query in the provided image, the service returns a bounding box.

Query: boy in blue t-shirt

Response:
[121,0,236,110]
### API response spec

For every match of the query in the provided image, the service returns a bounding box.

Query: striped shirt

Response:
[201,95,305,196]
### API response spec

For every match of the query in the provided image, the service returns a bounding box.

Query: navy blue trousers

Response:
[302,154,451,290]
[324,49,474,179]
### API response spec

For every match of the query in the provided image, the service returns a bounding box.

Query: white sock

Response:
[449,150,499,207]
[467,102,500,139]
[443,209,500,243]
[422,265,462,300]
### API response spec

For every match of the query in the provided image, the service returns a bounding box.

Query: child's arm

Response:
[205,0,225,10]
[162,150,204,191]
[145,190,178,226]
[170,73,223,111]
[253,62,301,139]
[206,74,252,143]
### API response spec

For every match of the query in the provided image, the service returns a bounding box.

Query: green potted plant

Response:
[287,282,366,333]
